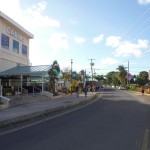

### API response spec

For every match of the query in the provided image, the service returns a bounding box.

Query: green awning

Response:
[86,78,98,82]
[0,65,51,76]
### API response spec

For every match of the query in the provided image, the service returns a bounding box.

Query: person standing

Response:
[76,85,79,97]
[141,86,145,96]
[84,86,88,98]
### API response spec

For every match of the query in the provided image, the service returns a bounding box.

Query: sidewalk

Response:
[0,92,98,128]
[127,91,150,105]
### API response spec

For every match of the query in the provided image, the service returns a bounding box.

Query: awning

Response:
[86,78,98,82]
[0,65,51,76]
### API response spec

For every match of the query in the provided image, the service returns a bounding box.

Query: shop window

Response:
[13,40,19,54]
[1,34,9,49]
[22,44,27,56]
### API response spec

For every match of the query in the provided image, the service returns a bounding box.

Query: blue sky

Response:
[0,0,150,75]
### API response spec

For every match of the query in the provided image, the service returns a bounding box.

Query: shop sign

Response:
[6,27,25,42]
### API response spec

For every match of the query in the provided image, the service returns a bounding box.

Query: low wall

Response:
[0,96,10,109]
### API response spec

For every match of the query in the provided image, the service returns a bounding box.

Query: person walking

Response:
[75,85,79,97]
[141,86,145,96]
[84,86,88,98]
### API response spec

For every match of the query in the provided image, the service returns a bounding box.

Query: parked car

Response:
[118,86,125,90]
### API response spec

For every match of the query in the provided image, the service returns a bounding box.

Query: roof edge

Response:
[0,11,34,39]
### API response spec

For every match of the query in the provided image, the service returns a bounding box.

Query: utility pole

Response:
[83,69,86,88]
[128,60,130,85]
[127,60,129,87]
[88,59,95,92]
[71,59,73,95]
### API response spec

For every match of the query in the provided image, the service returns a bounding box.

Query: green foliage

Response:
[106,71,120,86]
[70,80,78,92]
[62,87,70,94]
[128,85,140,92]
[95,75,105,81]
[116,65,127,86]
[48,60,62,95]
[136,71,148,86]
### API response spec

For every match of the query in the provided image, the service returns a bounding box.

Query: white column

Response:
[9,79,12,86]
[20,75,23,92]
[0,79,2,96]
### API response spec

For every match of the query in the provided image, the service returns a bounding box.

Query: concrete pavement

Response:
[0,89,149,129]
[127,91,150,105]
[0,92,98,128]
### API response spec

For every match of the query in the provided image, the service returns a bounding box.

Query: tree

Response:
[116,65,127,86]
[48,60,62,95]
[136,71,148,86]
[106,71,119,86]
[94,75,105,81]
[62,67,71,82]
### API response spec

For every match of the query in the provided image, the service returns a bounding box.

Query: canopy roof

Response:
[0,65,51,76]
[86,78,98,82]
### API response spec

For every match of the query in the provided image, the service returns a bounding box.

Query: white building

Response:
[0,11,34,72]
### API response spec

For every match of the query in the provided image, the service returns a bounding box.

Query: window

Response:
[22,44,27,56]
[13,40,19,54]
[1,34,9,49]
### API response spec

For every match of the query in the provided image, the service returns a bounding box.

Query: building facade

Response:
[0,11,34,72]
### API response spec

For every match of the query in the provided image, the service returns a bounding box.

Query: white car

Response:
[118,86,125,90]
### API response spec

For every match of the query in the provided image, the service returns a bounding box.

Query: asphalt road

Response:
[0,87,150,150]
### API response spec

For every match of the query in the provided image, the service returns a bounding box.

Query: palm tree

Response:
[48,60,62,95]
[116,65,127,86]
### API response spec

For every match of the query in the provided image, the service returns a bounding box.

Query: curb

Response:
[0,93,100,128]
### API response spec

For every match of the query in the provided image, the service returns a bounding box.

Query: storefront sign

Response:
[6,27,25,42]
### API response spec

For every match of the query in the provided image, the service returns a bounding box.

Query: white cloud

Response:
[48,33,69,50]
[0,0,22,19]
[138,0,150,5]
[75,36,86,44]
[106,36,121,48]
[100,57,119,65]
[137,39,149,48]
[0,0,60,30]
[106,35,149,58]
[22,1,60,30]
[93,34,104,44]
[115,41,142,57]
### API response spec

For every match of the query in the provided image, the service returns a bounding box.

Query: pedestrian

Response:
[141,86,145,96]
[75,85,79,97]
[84,86,88,98]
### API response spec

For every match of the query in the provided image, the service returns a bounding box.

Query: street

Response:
[0,87,150,150]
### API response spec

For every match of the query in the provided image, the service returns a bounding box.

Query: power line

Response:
[134,25,150,39]
[122,6,150,39]
[129,17,150,40]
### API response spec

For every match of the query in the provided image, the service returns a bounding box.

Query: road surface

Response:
[0,87,150,150]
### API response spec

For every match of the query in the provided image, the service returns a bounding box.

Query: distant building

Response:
[0,11,34,72]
